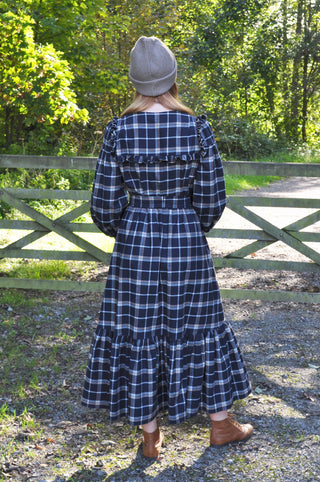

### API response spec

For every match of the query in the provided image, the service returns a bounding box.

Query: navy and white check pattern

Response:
[82,112,251,425]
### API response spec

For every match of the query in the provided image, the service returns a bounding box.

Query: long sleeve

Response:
[192,116,227,232]
[90,119,129,238]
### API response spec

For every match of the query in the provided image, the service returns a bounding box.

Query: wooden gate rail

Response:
[210,197,320,272]
[1,155,320,303]
[224,197,320,265]
[1,155,320,176]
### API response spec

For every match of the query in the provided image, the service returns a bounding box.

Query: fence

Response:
[1,155,320,303]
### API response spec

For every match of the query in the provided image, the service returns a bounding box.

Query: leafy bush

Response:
[212,116,276,159]
[0,168,94,218]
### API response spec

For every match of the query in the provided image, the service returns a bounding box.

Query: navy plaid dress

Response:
[82,112,251,425]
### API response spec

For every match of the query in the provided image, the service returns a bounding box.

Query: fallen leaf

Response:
[309,286,320,293]
[301,392,316,402]
[101,439,116,445]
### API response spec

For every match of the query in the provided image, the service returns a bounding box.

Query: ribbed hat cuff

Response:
[129,67,176,97]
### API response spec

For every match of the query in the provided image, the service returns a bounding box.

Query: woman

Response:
[82,36,252,458]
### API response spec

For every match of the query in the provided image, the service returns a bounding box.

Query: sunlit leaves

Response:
[1,0,320,153]
[0,9,88,150]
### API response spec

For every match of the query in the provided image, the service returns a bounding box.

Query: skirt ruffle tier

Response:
[82,321,251,425]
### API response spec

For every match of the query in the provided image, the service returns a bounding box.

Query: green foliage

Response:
[1,0,320,155]
[175,0,320,147]
[0,167,94,191]
[213,116,275,159]
[0,167,94,218]
[0,5,88,153]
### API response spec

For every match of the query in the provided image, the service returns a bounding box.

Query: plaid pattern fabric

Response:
[82,112,251,425]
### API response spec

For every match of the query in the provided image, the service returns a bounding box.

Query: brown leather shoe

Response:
[142,427,164,458]
[210,415,253,446]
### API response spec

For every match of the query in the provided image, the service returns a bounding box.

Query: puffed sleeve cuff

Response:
[90,207,121,238]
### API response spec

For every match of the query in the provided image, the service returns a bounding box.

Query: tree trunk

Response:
[301,2,311,143]
[288,0,304,139]
[281,0,289,112]
[5,107,13,150]
[301,50,309,143]
[34,0,43,44]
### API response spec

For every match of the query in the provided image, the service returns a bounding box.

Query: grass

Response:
[0,403,13,424]
[0,403,40,437]
[223,146,320,193]
[0,292,96,480]
[225,174,281,194]
[2,259,72,280]
[0,288,48,308]
[257,147,320,164]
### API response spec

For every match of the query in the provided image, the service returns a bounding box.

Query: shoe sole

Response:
[210,432,253,448]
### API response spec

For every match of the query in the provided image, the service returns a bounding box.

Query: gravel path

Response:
[0,177,319,481]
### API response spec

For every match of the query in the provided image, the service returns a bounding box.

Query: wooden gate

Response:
[0,155,320,302]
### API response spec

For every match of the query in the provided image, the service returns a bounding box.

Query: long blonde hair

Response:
[121,83,194,116]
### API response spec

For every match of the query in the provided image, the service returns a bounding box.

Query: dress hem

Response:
[81,389,252,426]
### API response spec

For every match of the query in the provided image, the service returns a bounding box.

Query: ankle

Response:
[210,410,228,422]
[142,419,158,433]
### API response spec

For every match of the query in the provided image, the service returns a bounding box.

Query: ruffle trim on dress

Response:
[103,116,119,155]
[115,152,202,165]
[93,322,231,343]
[82,322,252,425]
[195,115,209,157]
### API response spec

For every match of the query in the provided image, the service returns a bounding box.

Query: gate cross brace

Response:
[0,189,107,263]
[224,209,320,260]
[0,202,90,259]
[226,198,320,266]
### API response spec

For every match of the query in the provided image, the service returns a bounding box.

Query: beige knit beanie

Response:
[129,36,177,97]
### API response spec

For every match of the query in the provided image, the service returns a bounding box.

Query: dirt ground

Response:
[1,177,320,481]
[0,287,319,482]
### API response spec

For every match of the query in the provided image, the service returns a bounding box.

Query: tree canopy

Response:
[1,0,320,157]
